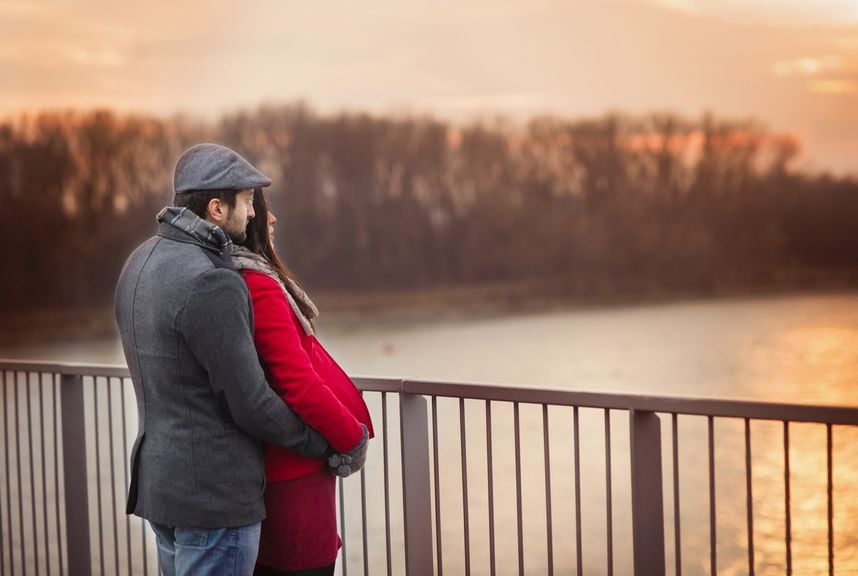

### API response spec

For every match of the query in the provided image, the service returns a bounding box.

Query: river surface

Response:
[2,292,857,575]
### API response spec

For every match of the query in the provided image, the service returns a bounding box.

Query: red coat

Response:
[242,270,374,482]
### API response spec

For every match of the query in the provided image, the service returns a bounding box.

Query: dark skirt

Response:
[256,467,341,572]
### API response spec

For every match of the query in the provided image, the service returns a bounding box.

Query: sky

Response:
[3,0,858,173]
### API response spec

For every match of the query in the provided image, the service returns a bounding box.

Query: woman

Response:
[232,189,374,576]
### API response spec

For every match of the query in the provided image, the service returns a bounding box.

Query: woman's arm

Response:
[244,270,363,453]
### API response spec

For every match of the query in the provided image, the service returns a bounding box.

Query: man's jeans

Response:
[150,521,262,576]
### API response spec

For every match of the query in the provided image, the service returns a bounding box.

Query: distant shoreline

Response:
[2,278,857,347]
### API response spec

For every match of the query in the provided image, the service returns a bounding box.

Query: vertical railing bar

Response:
[0,371,6,576]
[708,415,716,576]
[107,380,119,576]
[604,409,613,576]
[61,372,91,576]
[26,374,40,576]
[140,519,148,576]
[672,413,681,576]
[542,404,553,576]
[52,375,63,576]
[398,391,433,576]
[431,395,443,576]
[381,392,392,576]
[514,401,524,576]
[339,475,347,576]
[14,373,27,576]
[27,372,51,576]
[0,374,4,576]
[359,394,369,576]
[826,423,833,576]
[39,374,51,576]
[3,370,14,576]
[485,401,496,576]
[459,398,471,576]
[360,465,368,576]
[573,406,582,576]
[630,410,666,574]
[119,379,132,576]
[784,421,792,576]
[745,418,754,576]
[93,378,105,576]
[139,430,148,576]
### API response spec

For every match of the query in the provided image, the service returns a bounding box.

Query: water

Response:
[5,292,857,407]
[2,292,858,575]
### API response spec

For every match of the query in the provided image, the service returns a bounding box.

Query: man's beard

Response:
[226,228,247,243]
[222,213,248,243]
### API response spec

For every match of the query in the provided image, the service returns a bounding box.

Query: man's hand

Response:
[328,424,369,478]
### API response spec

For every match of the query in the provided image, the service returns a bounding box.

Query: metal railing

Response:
[1,359,857,576]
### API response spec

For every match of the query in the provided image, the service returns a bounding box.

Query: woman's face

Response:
[267,210,277,241]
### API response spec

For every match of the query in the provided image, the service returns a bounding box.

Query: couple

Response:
[114,143,374,576]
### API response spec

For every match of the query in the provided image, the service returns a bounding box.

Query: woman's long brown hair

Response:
[240,189,316,323]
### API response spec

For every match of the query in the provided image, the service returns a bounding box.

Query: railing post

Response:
[61,373,92,576]
[399,391,434,576]
[630,410,666,576]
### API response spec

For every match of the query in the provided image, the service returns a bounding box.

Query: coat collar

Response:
[156,206,233,255]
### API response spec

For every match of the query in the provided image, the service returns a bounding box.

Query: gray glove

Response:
[328,423,369,478]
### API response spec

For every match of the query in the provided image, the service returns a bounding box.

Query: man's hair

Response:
[173,190,238,218]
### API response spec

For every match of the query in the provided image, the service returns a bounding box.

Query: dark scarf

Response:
[156,206,233,254]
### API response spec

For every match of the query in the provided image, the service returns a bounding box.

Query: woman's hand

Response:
[328,424,369,477]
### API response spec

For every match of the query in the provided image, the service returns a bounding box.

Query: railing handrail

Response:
[0,359,131,378]
[402,379,858,425]
[3,358,857,425]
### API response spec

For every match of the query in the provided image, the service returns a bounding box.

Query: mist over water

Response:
[320,292,858,405]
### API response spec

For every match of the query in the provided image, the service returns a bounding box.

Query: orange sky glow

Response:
[3,0,858,173]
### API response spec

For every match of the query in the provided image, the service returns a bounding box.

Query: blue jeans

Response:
[150,521,262,576]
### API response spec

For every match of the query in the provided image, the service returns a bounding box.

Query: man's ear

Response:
[206,197,226,223]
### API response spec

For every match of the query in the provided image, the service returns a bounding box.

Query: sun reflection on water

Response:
[723,318,858,574]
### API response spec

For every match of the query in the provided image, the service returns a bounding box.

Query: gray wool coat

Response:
[114,207,329,528]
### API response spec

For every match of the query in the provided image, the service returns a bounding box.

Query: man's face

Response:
[222,189,255,243]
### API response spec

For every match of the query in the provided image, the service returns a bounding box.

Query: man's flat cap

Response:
[173,143,272,194]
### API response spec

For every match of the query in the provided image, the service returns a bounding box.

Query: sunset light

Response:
[3,2,858,575]
[3,0,858,173]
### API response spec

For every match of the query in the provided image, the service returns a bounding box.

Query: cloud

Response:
[837,36,858,51]
[650,0,701,16]
[809,80,858,95]
[0,1,56,17]
[649,0,858,26]
[771,53,858,97]
[773,56,842,77]
[64,46,126,68]
[415,92,555,116]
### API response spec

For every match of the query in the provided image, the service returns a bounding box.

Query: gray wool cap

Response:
[173,143,272,194]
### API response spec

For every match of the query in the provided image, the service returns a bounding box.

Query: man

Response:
[115,143,367,576]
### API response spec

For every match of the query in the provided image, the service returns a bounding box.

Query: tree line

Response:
[2,104,857,313]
